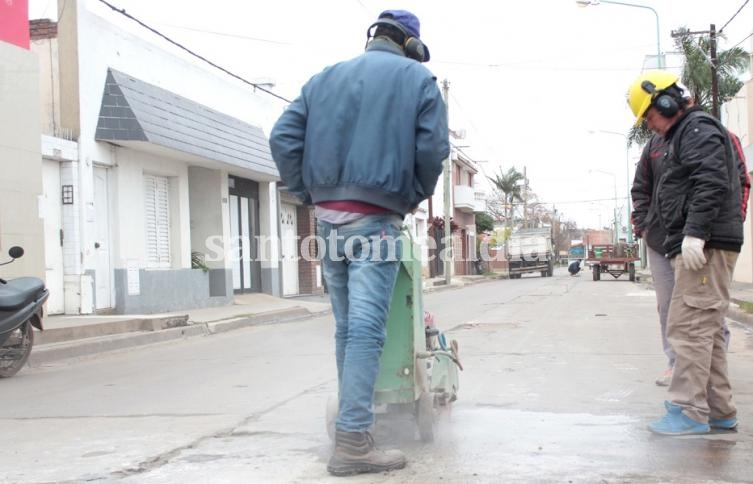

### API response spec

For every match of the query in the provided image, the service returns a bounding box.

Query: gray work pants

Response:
[648,246,676,367]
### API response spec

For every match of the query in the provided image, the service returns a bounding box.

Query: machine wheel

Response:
[0,321,33,378]
[416,391,435,443]
[592,264,601,281]
[325,394,338,441]
[628,262,636,282]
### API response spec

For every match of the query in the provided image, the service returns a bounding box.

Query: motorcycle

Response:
[0,247,48,378]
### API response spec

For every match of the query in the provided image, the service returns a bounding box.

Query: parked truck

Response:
[507,227,554,279]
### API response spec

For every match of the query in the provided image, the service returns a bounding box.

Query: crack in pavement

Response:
[106,380,333,480]
[2,413,223,420]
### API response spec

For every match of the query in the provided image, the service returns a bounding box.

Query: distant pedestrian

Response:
[627,70,744,435]
[568,259,582,276]
[270,9,448,476]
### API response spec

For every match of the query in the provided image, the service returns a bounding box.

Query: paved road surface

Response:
[2,269,752,483]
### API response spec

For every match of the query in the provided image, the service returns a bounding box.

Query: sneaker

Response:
[648,401,710,435]
[709,417,738,430]
[327,430,406,476]
[655,367,673,387]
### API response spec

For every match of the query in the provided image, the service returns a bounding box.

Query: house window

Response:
[144,174,171,268]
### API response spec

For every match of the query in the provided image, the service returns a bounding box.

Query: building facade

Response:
[29,0,318,314]
[0,16,45,283]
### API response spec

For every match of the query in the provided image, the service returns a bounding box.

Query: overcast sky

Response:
[28,0,753,230]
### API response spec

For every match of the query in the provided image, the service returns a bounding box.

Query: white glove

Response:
[681,235,707,271]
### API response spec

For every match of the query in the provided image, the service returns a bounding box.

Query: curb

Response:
[727,306,753,327]
[637,272,753,328]
[28,276,492,366]
[36,315,190,345]
[29,307,331,366]
[29,324,208,366]
[423,275,497,293]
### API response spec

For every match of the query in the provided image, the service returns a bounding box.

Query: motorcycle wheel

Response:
[0,321,34,378]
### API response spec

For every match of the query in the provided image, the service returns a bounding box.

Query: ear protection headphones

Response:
[366,18,426,62]
[641,80,684,119]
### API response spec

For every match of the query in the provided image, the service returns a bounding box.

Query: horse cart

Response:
[586,243,640,281]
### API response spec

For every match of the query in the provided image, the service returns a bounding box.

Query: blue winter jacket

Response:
[269,39,449,216]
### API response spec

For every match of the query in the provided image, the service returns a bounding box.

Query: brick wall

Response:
[296,205,323,295]
[29,19,57,40]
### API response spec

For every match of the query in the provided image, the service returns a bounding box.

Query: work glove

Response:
[681,235,706,271]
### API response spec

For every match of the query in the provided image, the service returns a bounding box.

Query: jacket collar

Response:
[665,106,704,139]
[366,38,407,58]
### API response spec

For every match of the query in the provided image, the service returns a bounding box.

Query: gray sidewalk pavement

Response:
[636,267,753,325]
[29,274,490,366]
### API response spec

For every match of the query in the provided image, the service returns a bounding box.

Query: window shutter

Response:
[144,175,171,268]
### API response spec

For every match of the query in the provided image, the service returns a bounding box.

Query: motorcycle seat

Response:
[0,277,46,310]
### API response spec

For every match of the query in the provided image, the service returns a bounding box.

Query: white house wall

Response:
[725,80,753,283]
[0,42,45,281]
[66,1,277,269]
[52,0,283,312]
[188,166,226,269]
[32,35,61,136]
[188,166,234,298]
[110,148,191,269]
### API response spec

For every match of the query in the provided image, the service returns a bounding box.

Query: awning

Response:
[95,68,279,180]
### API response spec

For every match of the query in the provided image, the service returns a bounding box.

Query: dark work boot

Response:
[327,430,406,476]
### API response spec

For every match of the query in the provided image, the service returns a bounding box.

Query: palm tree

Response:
[487,167,525,228]
[628,28,750,146]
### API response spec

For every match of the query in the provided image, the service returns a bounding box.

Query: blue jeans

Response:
[318,214,403,432]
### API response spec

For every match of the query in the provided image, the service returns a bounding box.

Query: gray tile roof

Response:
[95,68,278,178]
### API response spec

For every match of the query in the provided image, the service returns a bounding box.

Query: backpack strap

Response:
[669,109,747,219]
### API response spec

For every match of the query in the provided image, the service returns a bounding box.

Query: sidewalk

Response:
[636,268,753,326]
[30,273,491,366]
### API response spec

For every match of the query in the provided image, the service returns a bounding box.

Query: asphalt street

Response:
[2,268,753,483]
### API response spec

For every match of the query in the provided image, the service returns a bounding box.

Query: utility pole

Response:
[671,26,721,119]
[442,79,452,285]
[709,23,720,119]
[522,166,528,229]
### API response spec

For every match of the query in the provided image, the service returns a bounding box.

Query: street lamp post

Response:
[589,169,619,244]
[576,0,663,68]
[589,129,633,243]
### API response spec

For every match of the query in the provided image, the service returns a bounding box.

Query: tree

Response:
[487,167,525,228]
[628,28,750,146]
[475,212,494,233]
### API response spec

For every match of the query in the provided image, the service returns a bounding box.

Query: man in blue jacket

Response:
[270,9,448,476]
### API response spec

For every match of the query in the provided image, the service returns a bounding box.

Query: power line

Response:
[731,30,753,49]
[96,0,292,103]
[158,24,291,45]
[435,60,684,72]
[719,0,750,34]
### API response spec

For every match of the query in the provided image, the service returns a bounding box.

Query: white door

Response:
[41,160,64,314]
[280,203,299,296]
[93,167,112,310]
[229,195,254,291]
[229,194,242,290]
